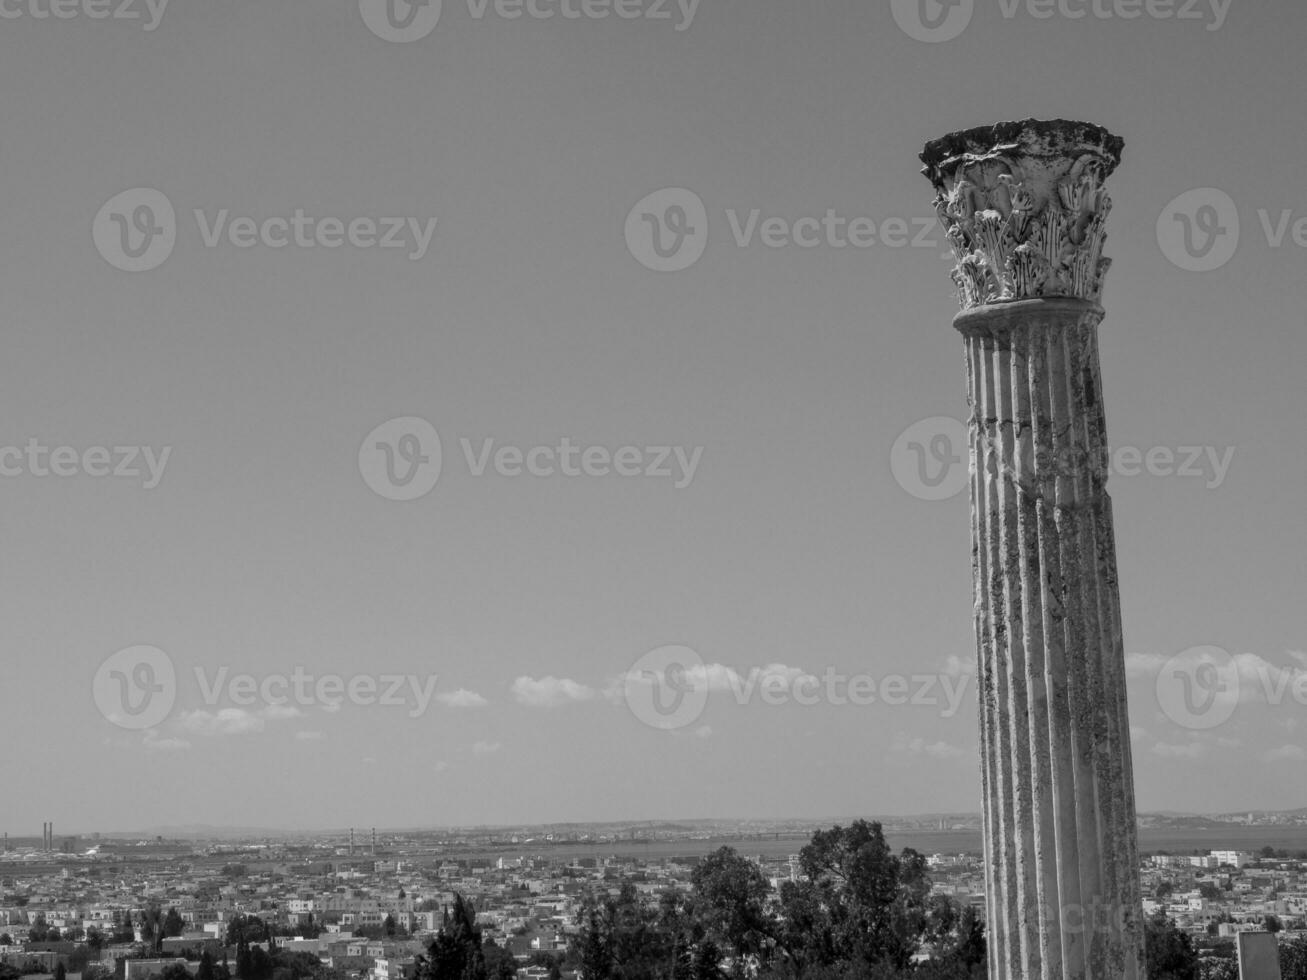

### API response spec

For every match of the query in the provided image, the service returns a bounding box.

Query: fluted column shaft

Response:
[919,120,1145,980]
[962,298,1142,980]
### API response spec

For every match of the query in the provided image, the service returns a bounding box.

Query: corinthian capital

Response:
[921,119,1125,311]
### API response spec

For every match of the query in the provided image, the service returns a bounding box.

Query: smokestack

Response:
[349,828,354,856]
[371,827,376,857]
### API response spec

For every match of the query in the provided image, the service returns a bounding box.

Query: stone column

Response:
[919,120,1145,980]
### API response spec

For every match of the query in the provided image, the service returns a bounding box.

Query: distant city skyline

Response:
[10,806,1307,840]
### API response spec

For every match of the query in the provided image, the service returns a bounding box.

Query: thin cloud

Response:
[177,708,265,736]
[436,688,489,708]
[512,676,596,707]
[610,662,811,701]
[472,740,501,755]
[143,731,191,752]
[1151,741,1206,760]
[177,705,301,736]
[891,731,965,760]
[1265,745,1306,763]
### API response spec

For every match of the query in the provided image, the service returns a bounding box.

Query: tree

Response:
[1280,936,1307,980]
[115,910,136,944]
[690,847,774,962]
[575,899,613,980]
[164,908,186,939]
[690,940,724,980]
[773,821,936,974]
[1156,882,1175,899]
[1198,959,1238,980]
[1144,912,1199,980]
[384,915,397,939]
[481,938,517,980]
[246,947,274,980]
[54,964,67,980]
[925,901,985,979]
[418,894,487,980]
[141,909,159,948]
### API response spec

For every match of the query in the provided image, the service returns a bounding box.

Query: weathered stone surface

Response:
[920,122,1144,980]
[922,119,1124,311]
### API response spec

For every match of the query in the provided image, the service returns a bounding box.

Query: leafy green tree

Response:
[923,900,985,979]
[1280,936,1307,980]
[54,963,67,980]
[690,848,774,963]
[575,900,613,980]
[773,821,935,975]
[690,940,724,980]
[246,946,274,980]
[1198,955,1239,980]
[141,909,160,949]
[1144,912,1199,980]
[419,894,486,980]
[481,938,517,980]
[608,881,677,980]
[164,909,186,939]
[1265,915,1283,934]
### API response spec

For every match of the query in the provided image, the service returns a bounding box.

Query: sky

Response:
[1,0,1305,834]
